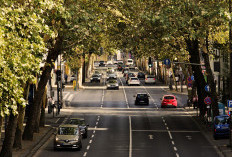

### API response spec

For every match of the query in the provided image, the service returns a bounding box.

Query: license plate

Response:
[140,101,144,102]
[167,104,172,106]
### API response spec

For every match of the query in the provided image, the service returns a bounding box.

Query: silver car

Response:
[128,77,140,86]
[106,79,119,90]
[54,124,82,150]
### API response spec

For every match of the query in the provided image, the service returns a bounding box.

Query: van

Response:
[126,59,133,65]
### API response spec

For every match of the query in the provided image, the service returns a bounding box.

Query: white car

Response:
[145,75,156,84]
[128,77,140,86]
[107,73,117,80]
[126,59,133,66]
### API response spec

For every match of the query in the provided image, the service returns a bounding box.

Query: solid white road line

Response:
[172,141,175,145]
[63,93,70,100]
[129,116,132,157]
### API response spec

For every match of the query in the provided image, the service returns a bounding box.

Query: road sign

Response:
[187,82,192,88]
[204,97,212,105]
[187,76,192,82]
[191,75,194,81]
[205,85,210,92]
[228,100,232,108]
[164,59,171,66]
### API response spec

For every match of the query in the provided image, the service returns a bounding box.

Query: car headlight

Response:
[55,137,60,141]
[107,84,110,87]
[98,78,100,80]
[90,78,93,80]
[115,84,118,86]
[216,126,220,129]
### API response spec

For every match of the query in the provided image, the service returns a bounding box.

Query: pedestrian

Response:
[64,73,68,83]
[193,95,198,109]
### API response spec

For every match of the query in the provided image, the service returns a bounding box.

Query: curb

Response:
[22,127,55,157]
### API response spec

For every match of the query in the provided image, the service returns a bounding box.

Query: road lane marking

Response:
[93,130,96,134]
[91,135,94,138]
[55,118,60,124]
[89,140,92,144]
[132,130,200,133]
[63,93,70,100]
[168,131,173,139]
[172,141,175,145]
[148,135,154,139]
[174,146,177,151]
[87,145,90,150]
[96,122,98,125]
[129,116,132,157]
[83,152,87,157]
[176,153,180,157]
[119,76,129,108]
[67,94,74,102]
[166,127,169,130]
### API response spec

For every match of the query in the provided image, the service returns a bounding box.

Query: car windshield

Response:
[164,96,175,99]
[109,80,117,83]
[92,75,99,77]
[147,76,154,78]
[58,127,79,135]
[131,78,138,80]
[128,73,135,77]
[70,119,85,125]
[128,60,132,62]
[137,94,147,98]
[215,117,229,125]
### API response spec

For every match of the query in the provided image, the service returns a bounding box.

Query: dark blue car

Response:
[213,115,230,139]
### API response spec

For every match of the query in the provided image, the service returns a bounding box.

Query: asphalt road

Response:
[34,67,220,157]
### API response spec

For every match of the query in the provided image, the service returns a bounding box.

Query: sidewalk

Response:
[164,84,232,157]
[11,111,66,157]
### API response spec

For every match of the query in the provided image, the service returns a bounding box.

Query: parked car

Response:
[69,118,89,138]
[54,124,82,150]
[213,115,230,139]
[99,61,105,67]
[106,79,119,90]
[134,93,149,105]
[128,77,140,86]
[161,95,177,108]
[137,72,145,79]
[94,71,102,77]
[90,74,101,83]
[145,75,156,84]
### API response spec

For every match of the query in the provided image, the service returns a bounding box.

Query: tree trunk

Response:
[186,38,208,117]
[13,82,30,149]
[0,116,3,141]
[0,112,18,157]
[201,38,219,117]
[23,35,63,141]
[40,90,47,127]
[229,0,232,99]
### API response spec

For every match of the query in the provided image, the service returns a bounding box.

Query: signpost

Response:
[205,85,210,92]
[164,59,171,66]
[191,75,194,81]
[204,97,212,105]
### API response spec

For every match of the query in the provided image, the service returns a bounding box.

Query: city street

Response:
[34,68,220,157]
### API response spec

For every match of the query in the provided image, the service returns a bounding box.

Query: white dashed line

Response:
[83,152,87,157]
[89,140,92,144]
[93,130,96,134]
[95,126,97,129]
[168,131,173,139]
[174,147,177,151]
[176,153,180,157]
[91,135,95,138]
[129,116,132,157]
[87,145,90,150]
[172,141,175,145]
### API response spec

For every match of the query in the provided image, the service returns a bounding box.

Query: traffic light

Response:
[56,70,61,81]
[148,57,152,68]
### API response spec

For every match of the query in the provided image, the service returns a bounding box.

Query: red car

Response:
[161,95,177,108]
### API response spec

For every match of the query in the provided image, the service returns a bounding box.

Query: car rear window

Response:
[215,117,229,125]
[164,96,175,99]
[131,78,138,80]
[147,76,155,78]
[137,94,148,98]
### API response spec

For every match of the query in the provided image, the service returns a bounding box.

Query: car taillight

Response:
[145,78,147,80]
[153,78,155,80]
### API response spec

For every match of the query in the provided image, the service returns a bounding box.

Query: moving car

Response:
[137,72,145,79]
[134,93,149,105]
[94,71,102,77]
[69,118,89,138]
[145,75,156,84]
[161,95,177,108]
[128,77,140,86]
[106,79,119,90]
[126,59,133,66]
[213,115,230,139]
[126,72,136,84]
[90,74,101,83]
[107,73,117,80]
[54,124,82,150]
